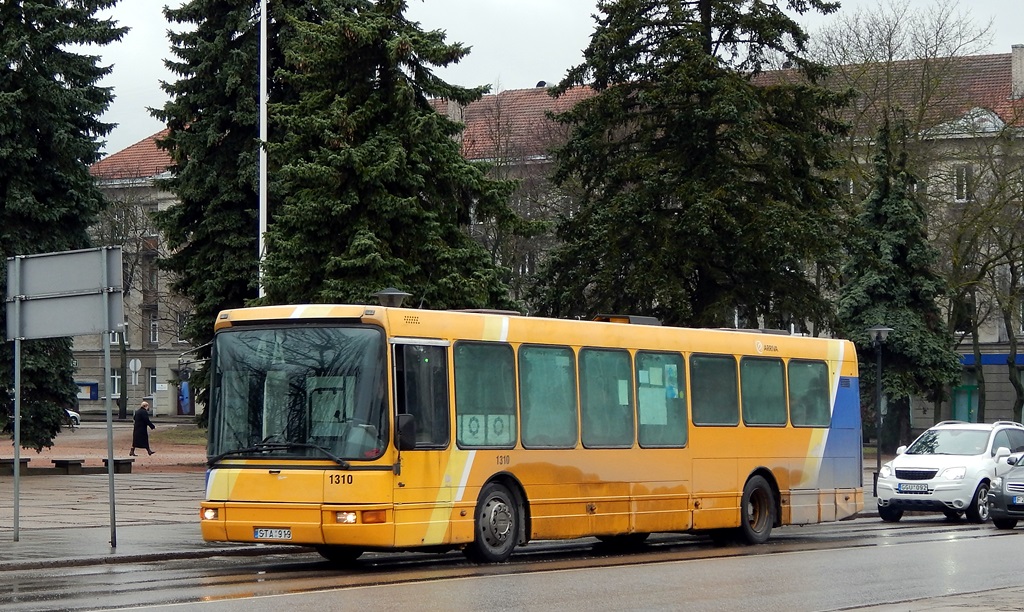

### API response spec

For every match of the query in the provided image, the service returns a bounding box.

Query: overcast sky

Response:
[94,0,1020,157]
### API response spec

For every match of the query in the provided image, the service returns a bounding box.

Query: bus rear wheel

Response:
[315,545,363,564]
[464,482,519,563]
[739,475,775,544]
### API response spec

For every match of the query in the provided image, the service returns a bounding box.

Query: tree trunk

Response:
[932,385,944,425]
[971,313,985,422]
[880,397,912,452]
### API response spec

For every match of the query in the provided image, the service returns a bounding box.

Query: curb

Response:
[0,544,312,572]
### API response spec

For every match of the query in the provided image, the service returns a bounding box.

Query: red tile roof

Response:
[90,51,1021,181]
[756,52,1024,129]
[90,129,171,181]
[432,85,595,160]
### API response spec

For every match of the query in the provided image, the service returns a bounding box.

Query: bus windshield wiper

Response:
[208,442,350,468]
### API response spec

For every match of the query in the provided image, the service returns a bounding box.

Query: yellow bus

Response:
[200,304,862,563]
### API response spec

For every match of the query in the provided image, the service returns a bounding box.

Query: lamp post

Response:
[257,0,268,297]
[867,324,893,496]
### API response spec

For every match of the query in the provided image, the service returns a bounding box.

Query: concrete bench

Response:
[102,458,135,474]
[0,458,30,475]
[51,458,86,475]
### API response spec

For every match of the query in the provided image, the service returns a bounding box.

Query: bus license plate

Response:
[897,483,928,492]
[254,528,292,540]
[1013,496,1024,505]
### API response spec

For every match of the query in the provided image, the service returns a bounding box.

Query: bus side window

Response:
[788,359,830,427]
[690,354,739,426]
[520,345,578,449]
[636,351,687,447]
[579,348,634,448]
[454,341,517,448]
[395,344,450,448]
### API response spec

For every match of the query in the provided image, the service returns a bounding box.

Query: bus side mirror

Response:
[396,413,416,450]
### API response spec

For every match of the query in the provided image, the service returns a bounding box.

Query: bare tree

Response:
[811,0,1002,420]
[91,166,193,417]
[812,0,993,196]
[458,85,581,306]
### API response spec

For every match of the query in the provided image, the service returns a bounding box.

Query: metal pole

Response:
[258,0,268,298]
[874,339,883,497]
[104,329,116,547]
[13,338,21,541]
[101,260,117,548]
[11,256,22,541]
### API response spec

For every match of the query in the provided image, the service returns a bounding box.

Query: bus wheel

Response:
[465,482,519,563]
[739,475,775,545]
[315,545,363,565]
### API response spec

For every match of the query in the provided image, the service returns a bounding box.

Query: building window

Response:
[109,328,128,346]
[176,312,189,343]
[952,294,976,335]
[109,368,121,398]
[955,164,974,202]
[148,367,158,395]
[149,312,159,345]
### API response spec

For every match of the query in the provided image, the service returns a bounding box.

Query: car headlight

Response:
[939,466,966,480]
[992,477,1003,490]
[879,465,892,478]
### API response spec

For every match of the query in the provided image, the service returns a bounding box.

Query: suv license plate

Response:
[897,483,928,492]
[1013,496,1024,505]
[254,528,292,540]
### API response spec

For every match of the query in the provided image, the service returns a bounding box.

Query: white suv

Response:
[875,420,1024,523]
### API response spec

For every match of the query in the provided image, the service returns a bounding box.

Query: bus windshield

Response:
[208,325,387,463]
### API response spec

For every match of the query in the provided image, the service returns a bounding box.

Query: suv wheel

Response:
[878,504,904,522]
[965,482,990,523]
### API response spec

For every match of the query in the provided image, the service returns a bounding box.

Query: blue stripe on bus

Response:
[824,376,862,488]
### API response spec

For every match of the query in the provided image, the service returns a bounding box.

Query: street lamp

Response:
[867,324,893,496]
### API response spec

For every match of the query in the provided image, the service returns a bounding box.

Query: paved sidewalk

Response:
[0,470,304,570]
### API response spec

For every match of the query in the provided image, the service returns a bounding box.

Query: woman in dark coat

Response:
[130,401,156,456]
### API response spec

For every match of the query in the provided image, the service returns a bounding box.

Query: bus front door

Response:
[392,341,456,548]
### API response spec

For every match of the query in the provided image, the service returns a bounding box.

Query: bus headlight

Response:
[336,511,358,524]
[201,507,219,520]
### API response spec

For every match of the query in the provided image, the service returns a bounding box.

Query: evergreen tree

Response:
[0,0,126,450]
[261,0,518,308]
[838,115,961,451]
[153,0,270,407]
[532,0,851,328]
[157,0,519,359]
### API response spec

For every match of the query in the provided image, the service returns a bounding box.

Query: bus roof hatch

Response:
[592,314,662,326]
